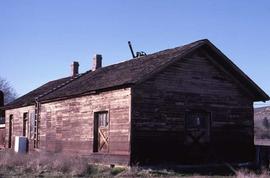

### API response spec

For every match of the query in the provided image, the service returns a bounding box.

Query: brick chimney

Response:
[71,61,79,77]
[92,54,102,71]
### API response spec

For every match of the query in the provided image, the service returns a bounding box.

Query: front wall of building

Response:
[131,50,255,164]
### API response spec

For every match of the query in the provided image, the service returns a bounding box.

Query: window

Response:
[23,112,28,137]
[185,112,210,130]
[97,112,108,127]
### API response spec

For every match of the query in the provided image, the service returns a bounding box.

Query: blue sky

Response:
[0,1,269,107]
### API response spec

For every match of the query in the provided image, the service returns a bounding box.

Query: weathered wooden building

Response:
[3,39,269,165]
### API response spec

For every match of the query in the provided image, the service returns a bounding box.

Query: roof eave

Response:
[39,83,134,105]
[203,40,270,102]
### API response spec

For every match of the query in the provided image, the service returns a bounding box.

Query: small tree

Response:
[0,77,17,104]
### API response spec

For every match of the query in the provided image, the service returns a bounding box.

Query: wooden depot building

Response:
[3,39,269,165]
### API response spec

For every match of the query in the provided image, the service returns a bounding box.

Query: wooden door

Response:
[93,112,109,153]
[185,111,211,161]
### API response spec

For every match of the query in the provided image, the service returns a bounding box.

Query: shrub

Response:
[110,166,126,176]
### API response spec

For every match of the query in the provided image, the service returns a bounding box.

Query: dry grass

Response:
[0,150,269,177]
[236,169,270,178]
[0,150,109,177]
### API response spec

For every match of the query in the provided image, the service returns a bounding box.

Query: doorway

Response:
[93,111,109,153]
[8,115,13,148]
[185,111,211,144]
[185,111,211,162]
[23,112,28,137]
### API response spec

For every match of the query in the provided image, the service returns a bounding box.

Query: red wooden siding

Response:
[5,88,131,165]
[39,88,131,164]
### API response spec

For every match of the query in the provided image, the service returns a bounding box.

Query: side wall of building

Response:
[39,88,131,164]
[131,50,254,164]
[5,88,131,164]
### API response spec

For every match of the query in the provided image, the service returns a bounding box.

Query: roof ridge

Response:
[86,39,208,76]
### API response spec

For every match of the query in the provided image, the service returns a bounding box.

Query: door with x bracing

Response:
[185,111,210,147]
[93,112,109,153]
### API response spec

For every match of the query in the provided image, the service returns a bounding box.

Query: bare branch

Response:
[0,76,18,104]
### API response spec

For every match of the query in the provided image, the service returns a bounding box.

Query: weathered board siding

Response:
[5,106,35,149]
[5,88,131,164]
[39,88,131,164]
[131,51,254,164]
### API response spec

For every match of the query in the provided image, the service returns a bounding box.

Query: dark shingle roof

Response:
[4,39,270,109]
[40,39,205,102]
[5,76,73,108]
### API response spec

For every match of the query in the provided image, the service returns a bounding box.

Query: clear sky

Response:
[0,1,269,107]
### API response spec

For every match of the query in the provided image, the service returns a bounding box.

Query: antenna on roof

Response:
[128,41,147,58]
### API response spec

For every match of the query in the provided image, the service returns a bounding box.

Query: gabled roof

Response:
[4,39,269,109]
